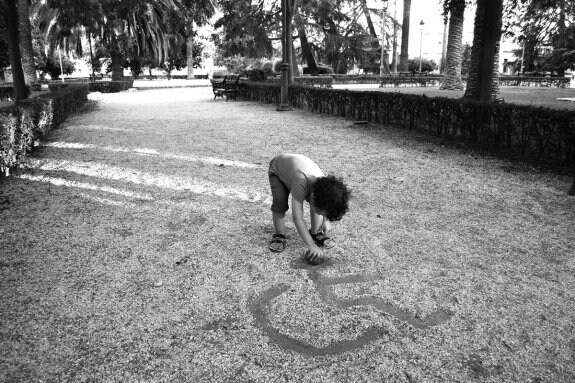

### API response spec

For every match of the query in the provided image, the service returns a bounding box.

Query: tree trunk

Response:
[291,35,300,78]
[360,0,377,36]
[3,0,28,101]
[186,18,194,79]
[110,49,124,81]
[398,0,411,72]
[17,0,38,90]
[439,0,465,90]
[462,0,503,102]
[298,24,318,75]
[557,0,566,77]
[361,0,390,75]
[391,0,398,73]
[440,20,447,74]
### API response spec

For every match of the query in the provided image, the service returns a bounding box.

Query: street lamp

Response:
[379,0,389,78]
[418,20,425,73]
[277,0,292,111]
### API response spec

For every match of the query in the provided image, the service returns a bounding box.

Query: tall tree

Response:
[36,0,181,81]
[17,0,39,89]
[295,15,318,75]
[182,0,215,79]
[214,0,274,59]
[1,0,28,100]
[398,0,411,71]
[462,0,504,102]
[359,0,390,75]
[439,0,466,90]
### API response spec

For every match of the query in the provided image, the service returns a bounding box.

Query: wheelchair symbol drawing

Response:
[249,264,453,356]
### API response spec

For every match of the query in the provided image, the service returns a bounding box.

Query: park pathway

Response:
[1,86,574,382]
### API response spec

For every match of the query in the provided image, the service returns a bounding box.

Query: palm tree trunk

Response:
[462,0,503,102]
[439,0,465,90]
[17,0,39,90]
[398,0,411,72]
[186,18,194,79]
[3,0,28,100]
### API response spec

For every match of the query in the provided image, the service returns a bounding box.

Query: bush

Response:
[261,61,276,76]
[0,85,89,175]
[302,65,334,75]
[407,58,438,73]
[244,68,266,82]
[0,85,31,101]
[48,82,69,92]
[88,80,134,93]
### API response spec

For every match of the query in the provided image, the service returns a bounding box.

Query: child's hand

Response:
[305,246,324,265]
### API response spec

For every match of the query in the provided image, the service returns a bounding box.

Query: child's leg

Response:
[268,173,290,252]
[272,211,286,235]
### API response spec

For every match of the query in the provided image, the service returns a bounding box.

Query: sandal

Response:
[309,230,335,249]
[269,233,287,253]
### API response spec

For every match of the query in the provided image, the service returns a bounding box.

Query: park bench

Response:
[211,74,241,101]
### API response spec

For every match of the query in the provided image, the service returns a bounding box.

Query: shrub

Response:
[244,68,266,82]
[0,85,31,101]
[302,65,334,75]
[88,80,134,93]
[48,82,69,92]
[261,61,276,76]
[0,85,88,175]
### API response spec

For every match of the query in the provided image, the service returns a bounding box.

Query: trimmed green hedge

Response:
[0,85,89,175]
[88,79,134,93]
[0,85,31,101]
[239,82,575,168]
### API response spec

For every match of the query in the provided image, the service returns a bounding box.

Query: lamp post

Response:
[418,20,424,73]
[277,0,292,111]
[379,0,389,79]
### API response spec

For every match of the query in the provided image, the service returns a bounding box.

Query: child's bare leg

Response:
[272,211,286,235]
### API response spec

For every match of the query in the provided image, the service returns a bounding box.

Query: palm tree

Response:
[439,0,465,90]
[1,0,28,100]
[462,0,504,102]
[34,0,183,81]
[17,0,39,89]
[398,0,411,71]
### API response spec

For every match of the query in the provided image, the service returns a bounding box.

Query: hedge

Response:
[239,82,575,168]
[0,85,31,101]
[0,85,89,175]
[88,79,134,93]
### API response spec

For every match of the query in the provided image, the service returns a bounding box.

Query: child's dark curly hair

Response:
[312,175,351,221]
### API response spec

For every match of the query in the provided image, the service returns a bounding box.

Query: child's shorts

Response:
[268,160,290,213]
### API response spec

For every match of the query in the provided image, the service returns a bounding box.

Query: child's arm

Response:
[291,196,324,257]
[322,218,332,235]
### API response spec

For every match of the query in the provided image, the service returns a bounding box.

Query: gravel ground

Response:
[1,86,574,382]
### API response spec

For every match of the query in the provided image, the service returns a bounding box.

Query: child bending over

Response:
[268,154,351,264]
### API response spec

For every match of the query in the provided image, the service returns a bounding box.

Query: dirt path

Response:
[1,86,574,382]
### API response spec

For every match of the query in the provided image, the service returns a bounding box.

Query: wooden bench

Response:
[222,74,240,101]
[211,76,227,99]
[211,74,241,101]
